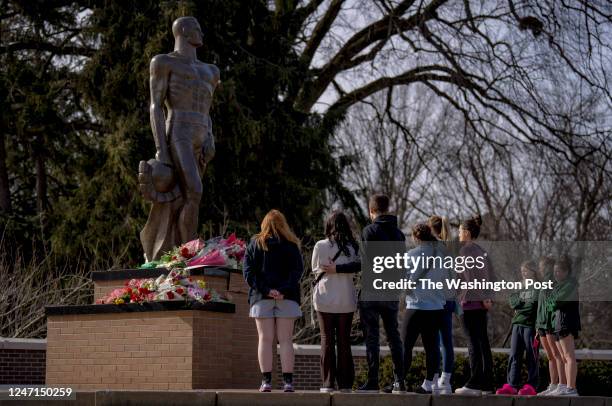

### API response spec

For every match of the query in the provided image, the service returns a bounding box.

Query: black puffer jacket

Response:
[242,237,304,305]
[362,214,406,242]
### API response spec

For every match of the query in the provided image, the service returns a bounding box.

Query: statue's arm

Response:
[150,56,171,164]
[203,64,220,164]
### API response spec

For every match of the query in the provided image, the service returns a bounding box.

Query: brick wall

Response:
[92,271,262,389]
[0,348,46,385]
[275,352,367,390]
[46,309,235,390]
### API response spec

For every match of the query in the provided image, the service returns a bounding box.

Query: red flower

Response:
[203,292,211,301]
[176,288,184,295]
[167,291,175,300]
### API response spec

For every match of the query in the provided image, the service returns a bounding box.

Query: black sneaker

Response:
[356,382,380,393]
[415,386,432,394]
[382,381,406,394]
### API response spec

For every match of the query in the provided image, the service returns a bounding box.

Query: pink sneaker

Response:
[496,384,518,395]
[518,384,537,396]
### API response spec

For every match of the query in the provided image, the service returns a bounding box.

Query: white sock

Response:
[439,372,451,385]
[422,379,433,391]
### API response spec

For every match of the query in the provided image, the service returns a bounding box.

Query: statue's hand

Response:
[156,150,172,166]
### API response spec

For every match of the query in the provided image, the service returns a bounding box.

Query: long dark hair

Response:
[325,211,359,257]
[460,215,482,239]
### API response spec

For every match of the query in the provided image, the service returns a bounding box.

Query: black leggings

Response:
[401,309,444,381]
[461,309,494,391]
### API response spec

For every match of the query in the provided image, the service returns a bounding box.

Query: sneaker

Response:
[496,384,518,395]
[392,381,406,394]
[415,386,432,394]
[283,382,294,392]
[320,387,334,393]
[259,381,272,392]
[560,387,579,397]
[482,390,493,395]
[537,383,557,396]
[434,382,452,395]
[455,386,482,396]
[518,384,537,396]
[356,382,380,393]
[549,384,567,396]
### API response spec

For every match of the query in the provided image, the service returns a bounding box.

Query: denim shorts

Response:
[249,299,302,318]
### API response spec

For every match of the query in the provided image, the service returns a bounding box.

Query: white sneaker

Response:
[560,387,579,397]
[549,384,567,396]
[436,373,452,395]
[537,383,557,396]
[434,382,452,395]
[455,386,482,396]
[320,387,334,393]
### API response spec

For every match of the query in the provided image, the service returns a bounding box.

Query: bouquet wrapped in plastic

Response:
[96,269,230,305]
[139,234,246,270]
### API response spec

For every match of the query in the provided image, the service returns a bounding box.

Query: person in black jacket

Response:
[356,194,406,393]
[243,209,304,393]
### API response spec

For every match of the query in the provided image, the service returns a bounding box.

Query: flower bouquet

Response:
[139,234,246,270]
[96,269,231,305]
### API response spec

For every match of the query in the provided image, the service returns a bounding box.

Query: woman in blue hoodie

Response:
[401,223,446,394]
[243,209,304,393]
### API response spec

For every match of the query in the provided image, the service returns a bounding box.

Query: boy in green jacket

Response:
[496,261,539,396]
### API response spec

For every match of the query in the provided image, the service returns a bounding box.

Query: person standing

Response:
[312,211,360,393]
[454,215,495,396]
[401,224,446,394]
[548,256,581,396]
[357,194,405,393]
[243,209,304,392]
[428,215,456,394]
[496,261,539,396]
[535,256,565,396]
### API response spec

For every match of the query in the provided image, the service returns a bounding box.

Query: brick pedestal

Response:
[46,267,262,390]
[45,301,235,390]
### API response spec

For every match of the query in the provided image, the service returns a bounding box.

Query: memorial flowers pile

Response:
[139,233,246,270]
[96,269,231,305]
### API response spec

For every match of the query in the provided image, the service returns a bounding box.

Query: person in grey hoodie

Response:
[401,223,447,394]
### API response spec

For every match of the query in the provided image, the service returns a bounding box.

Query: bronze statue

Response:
[139,16,220,262]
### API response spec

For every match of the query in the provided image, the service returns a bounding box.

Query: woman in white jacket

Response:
[312,211,360,393]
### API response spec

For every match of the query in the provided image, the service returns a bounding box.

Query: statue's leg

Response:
[169,122,205,242]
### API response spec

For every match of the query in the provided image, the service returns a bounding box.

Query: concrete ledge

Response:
[514,396,571,406]
[0,337,46,351]
[432,395,513,406]
[95,390,216,406]
[0,390,95,406]
[569,396,607,406]
[216,390,329,406]
[1,390,610,406]
[332,392,430,406]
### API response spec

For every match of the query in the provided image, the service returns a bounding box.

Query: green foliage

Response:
[355,352,612,397]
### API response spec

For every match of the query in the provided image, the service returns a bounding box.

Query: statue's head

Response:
[172,16,203,47]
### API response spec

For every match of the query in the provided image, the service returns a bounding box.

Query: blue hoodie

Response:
[405,242,447,310]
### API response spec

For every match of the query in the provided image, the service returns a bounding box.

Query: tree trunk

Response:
[0,131,11,213]
[34,139,47,215]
